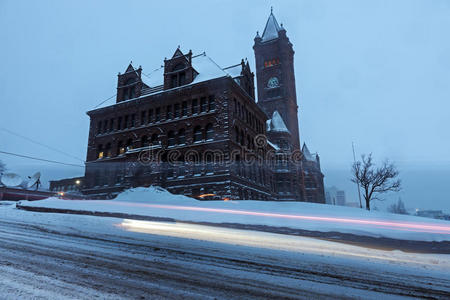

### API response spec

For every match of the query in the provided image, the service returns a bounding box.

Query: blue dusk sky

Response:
[1,0,449,211]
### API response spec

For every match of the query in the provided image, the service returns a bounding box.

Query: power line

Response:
[0,127,85,163]
[94,94,117,108]
[0,150,85,168]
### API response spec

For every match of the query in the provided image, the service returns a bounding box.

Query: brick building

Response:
[77,11,325,202]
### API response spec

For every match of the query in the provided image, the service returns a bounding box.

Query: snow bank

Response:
[19,187,450,242]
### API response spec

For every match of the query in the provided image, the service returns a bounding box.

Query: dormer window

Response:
[122,78,136,100]
[164,49,198,89]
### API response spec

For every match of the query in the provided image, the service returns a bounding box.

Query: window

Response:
[200,97,207,112]
[124,115,129,129]
[105,143,112,157]
[205,155,213,174]
[155,107,161,122]
[123,78,136,100]
[182,101,187,116]
[117,117,122,130]
[208,96,215,111]
[179,72,186,85]
[174,103,180,118]
[192,99,198,114]
[205,123,214,141]
[235,127,239,143]
[166,105,172,120]
[193,126,202,143]
[117,141,125,155]
[178,129,186,145]
[264,58,280,68]
[126,138,133,151]
[141,136,149,147]
[141,111,146,125]
[97,121,102,135]
[168,131,176,147]
[151,133,159,145]
[171,75,177,88]
[109,119,114,131]
[103,120,108,133]
[148,109,153,123]
[130,114,136,127]
[97,144,104,159]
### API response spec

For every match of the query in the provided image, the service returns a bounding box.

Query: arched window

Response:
[193,126,203,143]
[205,123,214,141]
[97,144,104,159]
[178,129,186,145]
[117,141,125,155]
[205,153,214,174]
[151,133,159,145]
[141,135,149,147]
[168,131,176,147]
[105,143,112,157]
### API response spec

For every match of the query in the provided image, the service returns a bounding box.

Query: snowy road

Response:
[0,203,449,299]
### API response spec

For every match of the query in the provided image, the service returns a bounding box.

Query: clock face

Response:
[267,77,279,88]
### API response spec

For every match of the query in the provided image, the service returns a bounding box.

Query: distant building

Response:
[336,190,346,206]
[415,210,449,220]
[325,186,346,206]
[49,177,84,195]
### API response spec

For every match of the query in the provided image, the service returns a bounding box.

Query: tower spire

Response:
[261,9,281,42]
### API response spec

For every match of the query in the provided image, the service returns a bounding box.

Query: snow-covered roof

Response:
[223,64,242,78]
[141,66,164,87]
[268,110,289,133]
[302,143,316,161]
[191,53,229,84]
[267,140,280,151]
[92,52,249,110]
[261,12,282,42]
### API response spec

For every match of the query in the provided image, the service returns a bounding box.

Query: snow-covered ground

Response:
[1,201,450,299]
[18,187,450,242]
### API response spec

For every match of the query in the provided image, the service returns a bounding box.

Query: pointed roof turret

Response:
[268,110,289,133]
[172,47,184,58]
[261,9,282,42]
[302,143,315,161]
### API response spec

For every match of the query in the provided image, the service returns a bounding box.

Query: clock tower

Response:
[253,10,300,150]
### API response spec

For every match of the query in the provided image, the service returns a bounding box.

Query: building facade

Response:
[78,11,325,202]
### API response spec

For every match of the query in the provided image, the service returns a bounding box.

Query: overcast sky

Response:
[1,0,449,209]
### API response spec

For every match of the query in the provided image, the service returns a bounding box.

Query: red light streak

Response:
[91,201,450,234]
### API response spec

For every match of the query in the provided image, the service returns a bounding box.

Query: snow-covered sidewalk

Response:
[17,187,450,243]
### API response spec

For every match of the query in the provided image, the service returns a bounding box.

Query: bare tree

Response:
[351,154,401,211]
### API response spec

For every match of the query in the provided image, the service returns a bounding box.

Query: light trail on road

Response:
[118,219,450,268]
[91,200,450,234]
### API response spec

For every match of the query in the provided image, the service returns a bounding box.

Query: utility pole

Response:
[352,142,363,209]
